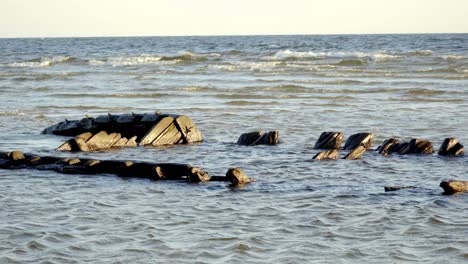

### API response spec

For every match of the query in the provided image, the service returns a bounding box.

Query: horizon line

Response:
[1,32,467,39]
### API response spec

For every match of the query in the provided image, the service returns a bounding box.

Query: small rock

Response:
[376,138,400,156]
[344,145,367,160]
[237,131,279,146]
[438,138,464,156]
[226,167,255,185]
[384,186,417,192]
[440,180,468,195]
[313,132,344,149]
[8,151,25,161]
[312,149,339,160]
[343,133,374,150]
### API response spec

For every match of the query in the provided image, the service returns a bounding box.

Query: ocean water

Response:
[0,34,467,263]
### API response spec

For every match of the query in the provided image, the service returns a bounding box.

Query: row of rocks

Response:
[311,131,464,160]
[47,113,203,151]
[384,181,468,195]
[0,150,255,186]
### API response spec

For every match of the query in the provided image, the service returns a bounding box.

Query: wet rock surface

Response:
[438,138,464,156]
[313,132,344,149]
[312,149,339,160]
[343,133,374,150]
[440,180,468,195]
[47,113,203,151]
[0,150,246,186]
[237,131,279,146]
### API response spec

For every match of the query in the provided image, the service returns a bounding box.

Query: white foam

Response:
[269,50,400,61]
[441,55,465,60]
[6,56,71,68]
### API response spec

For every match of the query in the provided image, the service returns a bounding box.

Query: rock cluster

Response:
[0,150,254,186]
[312,132,374,160]
[44,113,203,151]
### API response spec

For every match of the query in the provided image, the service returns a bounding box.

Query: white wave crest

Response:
[440,55,465,60]
[6,56,72,68]
[268,50,400,61]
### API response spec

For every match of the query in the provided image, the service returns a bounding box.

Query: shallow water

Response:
[0,34,468,263]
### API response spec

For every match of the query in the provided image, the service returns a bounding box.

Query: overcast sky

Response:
[2,0,468,37]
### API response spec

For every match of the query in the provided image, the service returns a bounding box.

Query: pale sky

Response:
[2,0,468,37]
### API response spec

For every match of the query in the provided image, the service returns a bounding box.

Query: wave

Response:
[268,50,402,61]
[5,56,77,68]
[335,59,368,66]
[91,51,218,66]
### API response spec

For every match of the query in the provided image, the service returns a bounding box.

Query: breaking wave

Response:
[5,56,77,68]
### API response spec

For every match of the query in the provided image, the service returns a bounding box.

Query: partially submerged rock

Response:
[376,138,400,156]
[47,113,203,151]
[384,186,417,192]
[377,138,434,155]
[313,132,344,149]
[312,149,339,160]
[225,167,255,185]
[438,138,464,156]
[237,131,279,146]
[398,138,433,155]
[0,150,248,186]
[343,145,367,160]
[343,133,374,150]
[440,180,468,195]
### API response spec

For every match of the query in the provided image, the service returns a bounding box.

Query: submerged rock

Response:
[398,138,433,155]
[440,180,468,195]
[237,131,279,146]
[313,132,344,149]
[438,138,464,156]
[384,186,417,192]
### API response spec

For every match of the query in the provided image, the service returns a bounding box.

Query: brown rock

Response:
[226,167,255,185]
[440,180,468,194]
[344,133,374,150]
[398,138,433,154]
[152,123,182,146]
[139,116,174,146]
[237,131,279,146]
[313,132,344,149]
[188,167,211,182]
[376,138,400,156]
[344,145,367,160]
[438,138,464,156]
[8,151,25,161]
[312,149,339,160]
[86,131,121,151]
[175,115,203,143]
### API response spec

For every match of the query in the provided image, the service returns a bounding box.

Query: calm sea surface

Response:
[0,35,467,263]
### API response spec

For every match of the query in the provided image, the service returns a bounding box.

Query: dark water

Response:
[0,35,467,263]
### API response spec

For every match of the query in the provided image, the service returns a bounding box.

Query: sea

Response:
[0,34,467,263]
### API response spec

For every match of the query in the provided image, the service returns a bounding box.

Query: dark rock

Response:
[344,145,367,160]
[438,138,464,156]
[440,180,468,194]
[237,131,279,146]
[226,167,255,185]
[312,149,339,160]
[398,138,433,155]
[313,132,344,149]
[376,138,400,156]
[384,186,417,192]
[343,133,374,150]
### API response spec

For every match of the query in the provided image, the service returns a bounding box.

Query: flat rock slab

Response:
[314,132,344,149]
